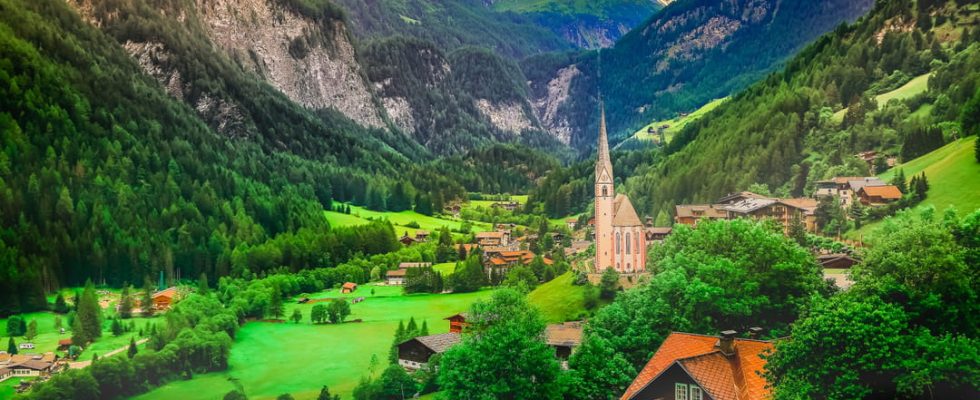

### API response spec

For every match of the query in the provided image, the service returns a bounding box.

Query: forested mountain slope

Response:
[525,0,875,149]
[623,0,980,218]
[0,0,564,315]
[487,0,665,48]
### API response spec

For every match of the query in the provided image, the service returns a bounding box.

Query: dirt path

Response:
[68,338,148,369]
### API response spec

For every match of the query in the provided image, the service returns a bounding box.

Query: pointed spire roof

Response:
[596,103,614,183]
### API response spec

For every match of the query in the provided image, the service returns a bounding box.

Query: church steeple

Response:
[595,103,614,188]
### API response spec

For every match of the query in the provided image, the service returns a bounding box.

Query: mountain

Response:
[525,0,875,149]
[487,0,667,48]
[621,0,980,219]
[331,0,574,59]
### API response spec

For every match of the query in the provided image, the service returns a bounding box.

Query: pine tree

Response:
[142,277,155,317]
[53,293,68,314]
[7,337,16,355]
[111,318,123,336]
[406,317,418,336]
[119,285,133,319]
[198,273,210,295]
[127,338,138,358]
[419,320,429,336]
[269,288,285,320]
[891,169,907,193]
[76,281,102,341]
[71,315,88,346]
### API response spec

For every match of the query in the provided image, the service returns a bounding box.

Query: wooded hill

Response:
[622,0,980,218]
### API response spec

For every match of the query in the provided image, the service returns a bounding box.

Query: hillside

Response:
[621,0,980,218]
[524,0,874,149]
[331,0,573,59]
[489,0,664,48]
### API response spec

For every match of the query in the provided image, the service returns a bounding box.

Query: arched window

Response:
[627,263,631,272]
[602,186,608,197]
[615,232,621,254]
[626,233,631,254]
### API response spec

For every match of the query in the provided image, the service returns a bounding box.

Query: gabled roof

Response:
[675,204,728,219]
[342,282,357,289]
[545,321,583,347]
[613,195,643,226]
[405,333,462,354]
[847,177,886,191]
[717,191,769,204]
[444,312,469,320]
[475,231,506,239]
[859,185,902,199]
[386,269,408,277]
[779,198,818,211]
[621,332,774,400]
[152,287,178,300]
[719,198,778,214]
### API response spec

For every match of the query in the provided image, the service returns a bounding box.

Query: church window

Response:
[626,233,631,254]
[602,186,608,197]
[615,232,621,254]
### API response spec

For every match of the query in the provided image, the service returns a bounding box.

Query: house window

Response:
[675,383,688,400]
[690,386,703,400]
[615,232,621,254]
[626,233,631,254]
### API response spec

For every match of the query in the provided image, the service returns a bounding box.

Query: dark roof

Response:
[407,333,461,354]
[817,253,859,268]
[621,332,774,400]
[445,312,470,320]
[13,360,52,371]
[645,227,673,235]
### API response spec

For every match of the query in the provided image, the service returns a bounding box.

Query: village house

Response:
[399,233,417,246]
[385,269,407,285]
[814,176,886,208]
[545,321,583,368]
[491,201,520,211]
[444,204,461,216]
[397,333,461,371]
[399,262,432,269]
[414,231,430,242]
[644,227,673,244]
[482,249,552,278]
[151,287,179,311]
[857,185,903,206]
[475,231,509,247]
[674,204,728,226]
[341,282,357,294]
[0,353,57,382]
[445,313,469,333]
[566,218,578,230]
[621,331,774,400]
[817,253,859,269]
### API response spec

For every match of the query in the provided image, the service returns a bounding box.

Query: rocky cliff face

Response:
[530,65,580,145]
[191,0,383,128]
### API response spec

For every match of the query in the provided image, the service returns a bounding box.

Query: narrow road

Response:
[68,338,148,369]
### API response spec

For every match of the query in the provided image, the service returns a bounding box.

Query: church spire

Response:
[596,102,613,184]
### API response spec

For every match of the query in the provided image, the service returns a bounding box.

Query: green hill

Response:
[529,271,587,323]
[882,136,980,213]
[626,97,728,145]
[490,0,663,47]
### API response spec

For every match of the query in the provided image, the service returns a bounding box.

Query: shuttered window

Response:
[675,383,688,400]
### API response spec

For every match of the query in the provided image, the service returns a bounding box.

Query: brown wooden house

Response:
[445,312,469,333]
[341,282,357,294]
[397,333,461,371]
[857,185,902,206]
[621,331,774,400]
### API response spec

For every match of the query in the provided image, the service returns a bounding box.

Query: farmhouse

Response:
[644,227,672,244]
[445,312,469,333]
[857,185,902,206]
[399,233,417,246]
[414,231,430,242]
[341,282,357,294]
[0,353,57,382]
[398,262,432,269]
[674,204,728,226]
[814,176,886,208]
[817,253,859,269]
[566,218,578,230]
[151,287,179,311]
[720,197,818,234]
[621,331,774,400]
[545,321,583,365]
[57,339,73,351]
[397,333,461,371]
[475,231,509,247]
[385,269,407,285]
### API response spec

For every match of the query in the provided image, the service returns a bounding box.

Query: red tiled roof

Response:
[488,257,507,266]
[476,231,506,239]
[386,269,408,277]
[342,282,357,289]
[621,332,774,400]
[860,185,902,199]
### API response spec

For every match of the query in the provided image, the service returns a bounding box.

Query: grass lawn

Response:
[0,310,158,363]
[431,262,457,276]
[0,377,34,399]
[324,204,492,238]
[628,97,727,146]
[133,285,493,400]
[529,272,586,323]
[849,136,980,239]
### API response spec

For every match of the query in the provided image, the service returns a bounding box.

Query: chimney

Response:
[748,327,763,338]
[717,330,737,356]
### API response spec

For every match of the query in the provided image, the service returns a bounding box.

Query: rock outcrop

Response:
[530,65,580,145]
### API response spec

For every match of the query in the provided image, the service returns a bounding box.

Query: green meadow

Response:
[1,307,155,362]
[133,285,493,400]
[832,73,931,122]
[528,272,587,324]
[850,136,980,239]
[323,204,492,238]
[629,97,728,145]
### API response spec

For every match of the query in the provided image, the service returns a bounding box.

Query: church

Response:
[594,106,646,274]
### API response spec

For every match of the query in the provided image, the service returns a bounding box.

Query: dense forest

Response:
[623,0,980,218]
[0,0,568,316]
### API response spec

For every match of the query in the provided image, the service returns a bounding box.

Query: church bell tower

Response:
[594,104,615,272]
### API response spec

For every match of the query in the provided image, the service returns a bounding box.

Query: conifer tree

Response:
[406,317,418,336]
[127,338,138,358]
[269,288,285,320]
[53,293,68,314]
[419,320,429,336]
[891,169,907,193]
[119,285,133,319]
[198,273,210,295]
[317,386,340,400]
[7,337,16,355]
[24,319,36,342]
[142,277,155,317]
[76,281,102,341]
[111,318,123,336]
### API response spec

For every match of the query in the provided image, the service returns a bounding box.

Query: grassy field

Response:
[529,272,587,323]
[849,136,980,239]
[462,195,528,212]
[134,285,493,400]
[0,377,33,398]
[833,73,931,122]
[0,310,154,362]
[324,204,492,237]
[628,97,728,146]
[431,262,457,276]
